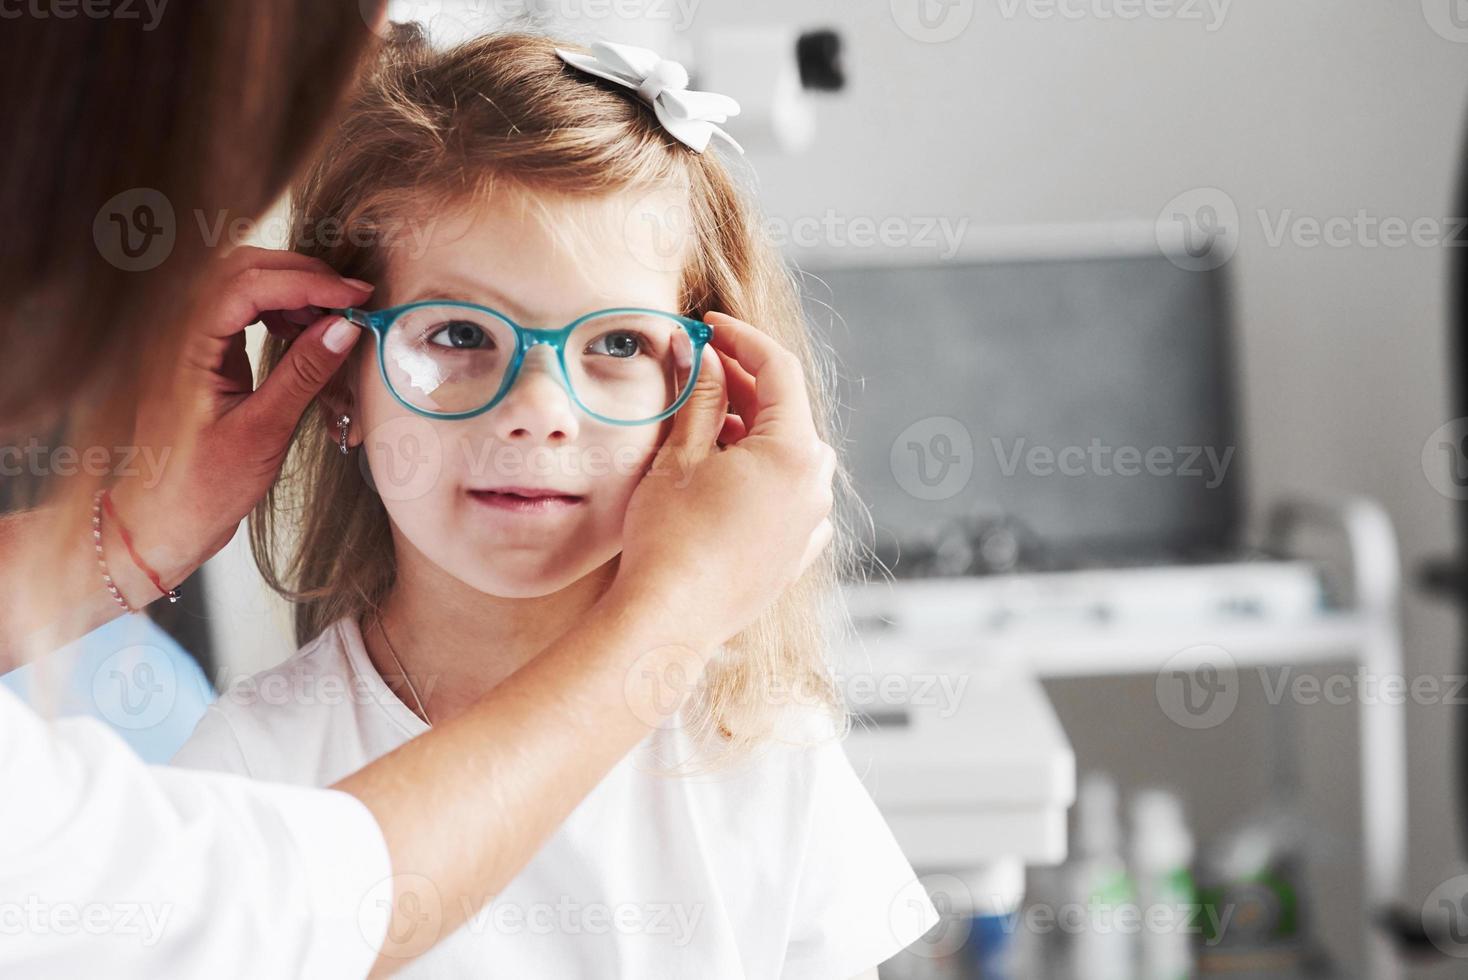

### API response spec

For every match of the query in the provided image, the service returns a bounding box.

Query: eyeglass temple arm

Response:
[325,307,372,328]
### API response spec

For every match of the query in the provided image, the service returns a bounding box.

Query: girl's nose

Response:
[490,345,579,444]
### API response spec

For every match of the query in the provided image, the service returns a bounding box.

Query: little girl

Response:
[174,28,938,978]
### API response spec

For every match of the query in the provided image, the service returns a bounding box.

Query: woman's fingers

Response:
[655,339,728,470]
[717,413,747,447]
[797,518,835,577]
[207,247,369,342]
[217,244,340,278]
[703,312,816,443]
[194,265,373,353]
[714,348,759,431]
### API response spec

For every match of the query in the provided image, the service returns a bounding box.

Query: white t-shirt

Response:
[172,617,940,979]
[0,683,392,980]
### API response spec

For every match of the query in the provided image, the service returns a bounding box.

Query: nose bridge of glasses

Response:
[507,333,571,396]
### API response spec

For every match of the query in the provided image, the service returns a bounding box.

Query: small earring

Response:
[337,415,351,455]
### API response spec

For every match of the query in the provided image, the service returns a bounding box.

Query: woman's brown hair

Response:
[0,2,383,430]
[253,27,857,769]
[0,3,385,665]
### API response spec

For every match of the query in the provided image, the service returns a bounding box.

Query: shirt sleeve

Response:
[169,703,254,776]
[0,685,393,979]
[781,729,941,980]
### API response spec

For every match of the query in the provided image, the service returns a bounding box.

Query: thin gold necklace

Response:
[376,617,431,727]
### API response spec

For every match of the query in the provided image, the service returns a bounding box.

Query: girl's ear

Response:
[318,370,359,449]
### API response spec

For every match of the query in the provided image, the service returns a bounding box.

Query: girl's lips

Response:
[466,489,586,514]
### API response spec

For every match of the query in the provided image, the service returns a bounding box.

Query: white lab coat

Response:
[0,684,393,979]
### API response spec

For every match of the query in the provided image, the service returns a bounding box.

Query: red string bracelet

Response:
[98,487,181,605]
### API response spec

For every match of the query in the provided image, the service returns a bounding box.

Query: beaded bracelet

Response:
[92,488,181,611]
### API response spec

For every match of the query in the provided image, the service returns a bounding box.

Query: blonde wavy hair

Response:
[253,27,859,770]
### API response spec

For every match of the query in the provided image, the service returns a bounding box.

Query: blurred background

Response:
[10,1,1468,977]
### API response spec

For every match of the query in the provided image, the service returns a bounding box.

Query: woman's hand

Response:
[610,311,836,654]
[110,246,374,594]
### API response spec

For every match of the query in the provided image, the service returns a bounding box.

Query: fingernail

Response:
[343,277,375,292]
[323,317,361,354]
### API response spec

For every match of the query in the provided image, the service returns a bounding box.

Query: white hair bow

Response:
[555,41,743,155]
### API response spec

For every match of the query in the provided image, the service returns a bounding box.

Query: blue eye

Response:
[428,320,490,349]
[586,331,644,358]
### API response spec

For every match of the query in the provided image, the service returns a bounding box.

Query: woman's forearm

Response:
[333,577,709,974]
[0,503,179,668]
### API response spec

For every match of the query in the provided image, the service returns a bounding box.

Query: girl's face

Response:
[350,188,686,598]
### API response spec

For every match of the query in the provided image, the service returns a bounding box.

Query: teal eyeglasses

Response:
[331,301,713,426]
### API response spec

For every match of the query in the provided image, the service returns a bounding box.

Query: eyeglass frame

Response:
[329,301,714,426]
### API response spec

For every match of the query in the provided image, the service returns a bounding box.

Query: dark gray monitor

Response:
[803,254,1241,575]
